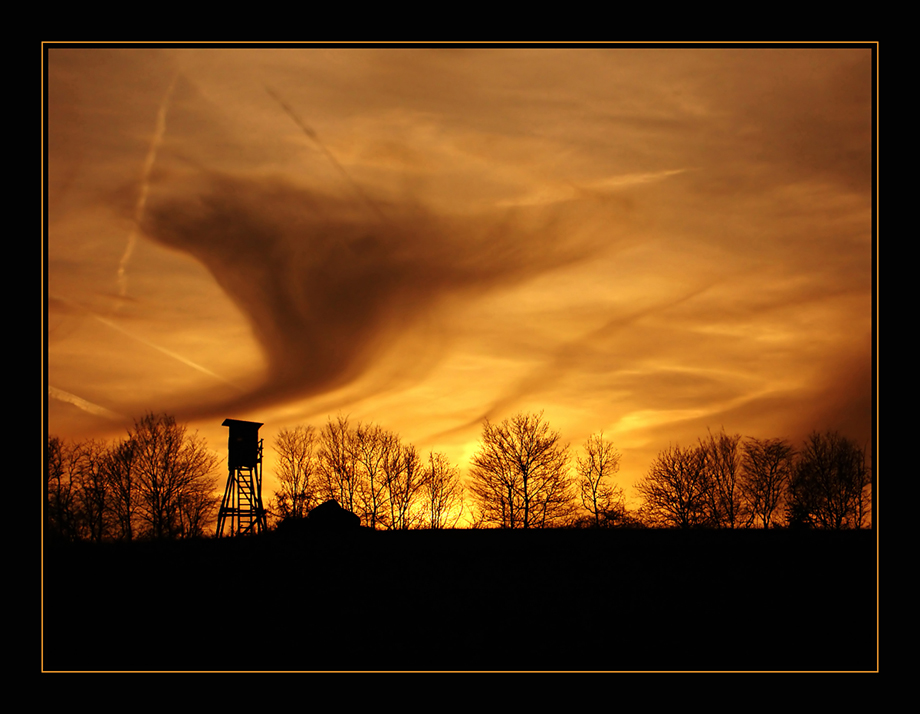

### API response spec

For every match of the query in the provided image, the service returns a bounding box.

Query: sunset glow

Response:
[44,44,875,512]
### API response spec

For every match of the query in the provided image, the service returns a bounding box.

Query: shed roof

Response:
[221,419,264,430]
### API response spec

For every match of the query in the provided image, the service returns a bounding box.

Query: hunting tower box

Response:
[223,418,262,469]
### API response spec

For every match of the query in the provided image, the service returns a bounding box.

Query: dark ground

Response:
[42,528,877,672]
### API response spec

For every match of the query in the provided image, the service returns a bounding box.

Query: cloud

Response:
[46,47,874,474]
[117,73,179,303]
[48,386,125,421]
[138,168,624,422]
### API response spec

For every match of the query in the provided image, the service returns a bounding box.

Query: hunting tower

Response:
[216,418,267,536]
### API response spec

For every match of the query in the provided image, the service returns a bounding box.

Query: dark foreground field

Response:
[42,528,877,672]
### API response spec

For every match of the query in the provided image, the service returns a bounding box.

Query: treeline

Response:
[45,413,220,543]
[288,412,871,531]
[271,415,465,530]
[272,412,629,531]
[45,410,872,544]
[635,428,872,530]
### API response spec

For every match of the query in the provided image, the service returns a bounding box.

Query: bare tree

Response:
[352,422,393,529]
[635,443,711,528]
[103,438,139,541]
[421,451,465,529]
[381,440,426,530]
[740,437,794,528]
[128,413,220,539]
[787,431,870,529]
[46,416,219,542]
[316,415,361,516]
[44,437,109,542]
[313,416,432,529]
[271,425,321,521]
[71,439,111,542]
[46,437,79,543]
[468,412,576,529]
[699,428,744,528]
[576,432,624,527]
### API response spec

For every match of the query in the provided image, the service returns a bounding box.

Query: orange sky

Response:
[44,44,875,509]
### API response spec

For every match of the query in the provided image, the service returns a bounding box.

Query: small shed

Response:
[308,500,361,530]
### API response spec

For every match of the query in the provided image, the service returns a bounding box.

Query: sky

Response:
[44,44,876,509]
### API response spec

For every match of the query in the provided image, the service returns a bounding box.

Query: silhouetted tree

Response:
[576,432,625,527]
[316,415,361,517]
[699,428,744,528]
[271,425,321,521]
[71,439,111,542]
[635,443,711,528]
[128,413,220,539]
[44,437,109,541]
[786,431,870,529]
[740,437,795,528]
[46,436,78,543]
[421,451,465,529]
[352,422,393,529]
[103,438,139,541]
[382,440,426,530]
[468,412,576,528]
[313,416,431,529]
[46,416,220,542]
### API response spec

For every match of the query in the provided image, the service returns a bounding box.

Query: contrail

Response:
[52,294,244,392]
[265,85,388,224]
[116,73,179,304]
[48,385,126,421]
[91,311,242,389]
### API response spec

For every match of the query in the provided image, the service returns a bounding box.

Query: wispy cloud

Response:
[50,294,242,391]
[138,169,622,421]
[117,73,178,304]
[48,385,125,421]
